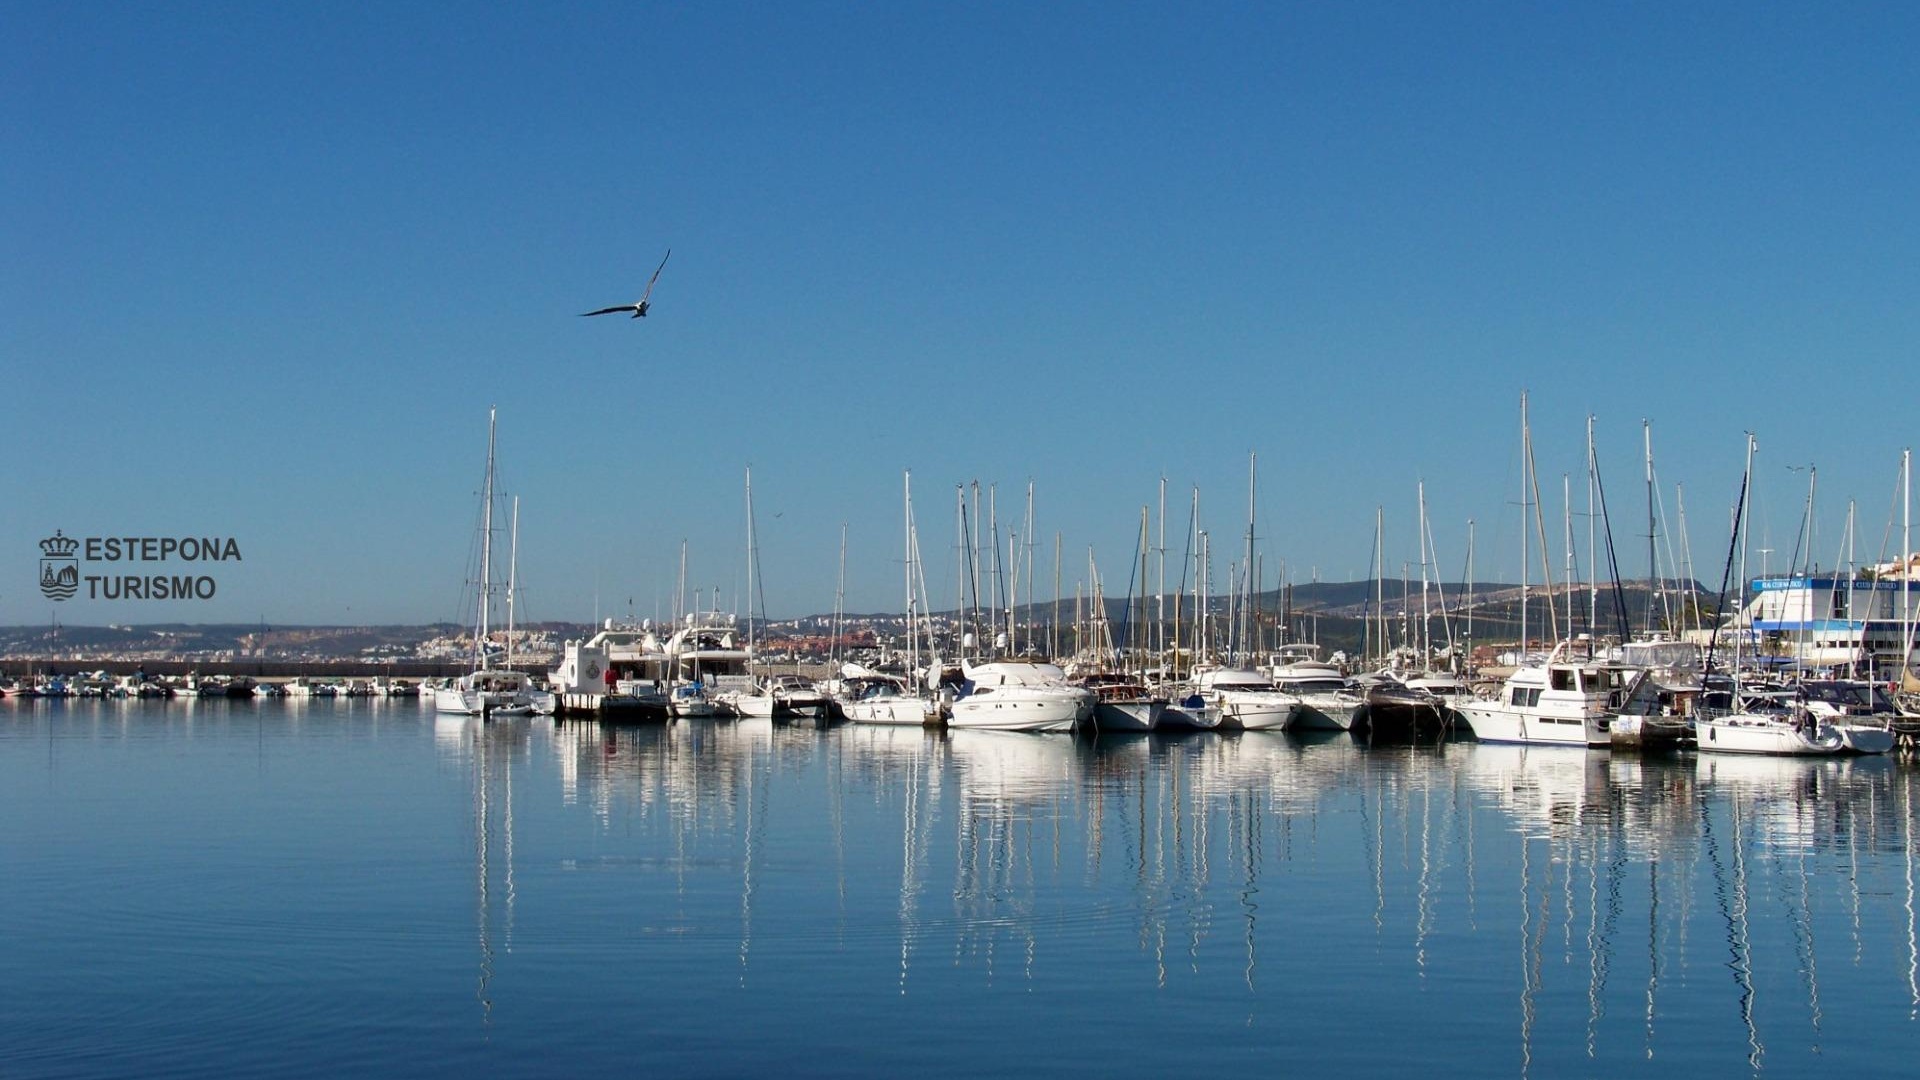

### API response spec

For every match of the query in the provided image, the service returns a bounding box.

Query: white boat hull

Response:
[1696,714,1843,755]
[1092,699,1163,732]
[1214,691,1296,731]
[1457,702,1609,747]
[844,696,935,726]
[949,696,1085,732]
[1159,701,1223,729]
[1290,693,1364,732]
[730,694,776,719]
[1834,724,1896,754]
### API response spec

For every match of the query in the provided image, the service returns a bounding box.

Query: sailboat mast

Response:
[1587,417,1600,640]
[833,521,847,673]
[1563,471,1575,648]
[1645,420,1658,637]
[477,406,497,668]
[1053,531,1062,660]
[1242,451,1257,664]
[507,495,518,672]
[1465,518,1475,673]
[744,465,757,660]
[1520,393,1530,661]
[1157,477,1167,668]
[904,470,916,689]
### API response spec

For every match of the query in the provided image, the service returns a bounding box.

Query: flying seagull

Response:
[581,249,671,318]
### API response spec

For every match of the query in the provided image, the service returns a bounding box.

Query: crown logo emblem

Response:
[39,530,79,601]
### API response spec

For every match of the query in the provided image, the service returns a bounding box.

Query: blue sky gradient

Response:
[6,3,1918,625]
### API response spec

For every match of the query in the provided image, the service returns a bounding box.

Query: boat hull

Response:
[1092,699,1164,732]
[1212,691,1296,731]
[1696,715,1842,755]
[1457,702,1609,747]
[1290,694,1364,732]
[1832,723,1895,755]
[844,696,936,726]
[949,696,1086,732]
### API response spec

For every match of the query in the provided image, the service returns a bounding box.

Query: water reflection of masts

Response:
[1586,775,1624,1060]
[739,736,765,985]
[1517,831,1543,1077]
[1906,771,1918,1018]
[474,720,493,1025]
[1702,788,1764,1069]
[1789,821,1822,1052]
[897,736,936,992]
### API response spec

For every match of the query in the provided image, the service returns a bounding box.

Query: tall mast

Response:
[1138,505,1151,673]
[1157,477,1167,667]
[676,540,687,624]
[1904,448,1913,682]
[1563,471,1575,647]
[1587,417,1599,640]
[1242,451,1257,664]
[1520,392,1529,661]
[904,471,914,686]
[1373,507,1385,667]
[833,521,847,673]
[1644,419,1658,636]
[744,465,757,660]
[1052,531,1062,660]
[477,406,497,669]
[1677,484,1697,637]
[506,495,518,672]
[1465,518,1475,673]
[1418,481,1431,664]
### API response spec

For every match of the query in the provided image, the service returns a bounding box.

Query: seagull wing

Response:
[580,305,635,317]
[638,248,671,304]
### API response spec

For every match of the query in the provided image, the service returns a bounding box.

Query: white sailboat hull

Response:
[1696,714,1844,755]
[844,696,935,726]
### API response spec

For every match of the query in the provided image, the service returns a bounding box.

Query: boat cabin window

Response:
[1550,669,1574,691]
[1510,686,1542,707]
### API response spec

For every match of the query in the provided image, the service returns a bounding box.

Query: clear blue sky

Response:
[6,2,1918,626]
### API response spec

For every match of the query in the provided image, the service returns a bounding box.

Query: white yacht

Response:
[947,658,1094,733]
[1267,644,1364,731]
[1454,644,1625,747]
[1183,664,1297,731]
[548,620,672,709]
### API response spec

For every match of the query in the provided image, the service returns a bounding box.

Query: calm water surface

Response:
[6,698,1920,1077]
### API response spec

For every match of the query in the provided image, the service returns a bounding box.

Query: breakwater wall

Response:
[0,659,511,679]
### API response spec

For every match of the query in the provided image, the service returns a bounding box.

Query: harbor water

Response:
[6,697,1920,1077]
